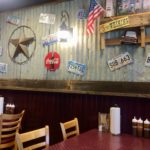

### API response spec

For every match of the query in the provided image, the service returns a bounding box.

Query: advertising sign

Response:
[42,33,58,46]
[45,52,60,71]
[100,16,129,33]
[0,63,7,73]
[77,9,88,19]
[6,16,20,26]
[39,13,56,24]
[145,53,150,67]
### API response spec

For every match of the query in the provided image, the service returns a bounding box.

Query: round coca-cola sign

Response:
[45,51,60,71]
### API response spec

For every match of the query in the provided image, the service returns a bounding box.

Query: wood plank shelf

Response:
[99,12,150,49]
[106,35,150,46]
[100,12,150,27]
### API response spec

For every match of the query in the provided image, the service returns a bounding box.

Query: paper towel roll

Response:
[0,97,4,114]
[110,106,121,135]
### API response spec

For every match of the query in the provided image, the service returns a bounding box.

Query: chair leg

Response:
[13,143,17,150]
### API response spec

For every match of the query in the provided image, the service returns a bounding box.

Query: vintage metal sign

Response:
[67,60,86,76]
[145,53,150,67]
[45,52,60,71]
[39,13,56,24]
[100,16,129,33]
[0,47,3,56]
[42,33,58,46]
[77,9,88,19]
[6,16,20,26]
[0,63,7,73]
[108,52,132,71]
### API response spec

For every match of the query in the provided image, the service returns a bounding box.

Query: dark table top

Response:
[44,129,150,150]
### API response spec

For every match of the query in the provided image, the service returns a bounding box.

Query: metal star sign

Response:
[8,26,36,64]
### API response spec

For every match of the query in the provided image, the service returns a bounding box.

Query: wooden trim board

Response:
[0,79,150,99]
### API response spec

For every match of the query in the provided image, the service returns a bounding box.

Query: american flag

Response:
[87,0,105,35]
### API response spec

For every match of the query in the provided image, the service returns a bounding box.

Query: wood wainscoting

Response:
[0,80,150,144]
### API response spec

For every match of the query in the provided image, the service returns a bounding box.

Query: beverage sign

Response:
[45,52,60,71]
[108,52,132,71]
[145,53,150,67]
[100,16,129,33]
[67,60,86,76]
[42,33,58,46]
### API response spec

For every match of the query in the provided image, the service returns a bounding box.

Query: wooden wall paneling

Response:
[1,89,150,145]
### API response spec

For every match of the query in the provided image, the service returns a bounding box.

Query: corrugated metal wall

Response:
[0,0,150,82]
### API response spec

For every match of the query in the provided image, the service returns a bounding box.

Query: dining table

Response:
[44,129,150,150]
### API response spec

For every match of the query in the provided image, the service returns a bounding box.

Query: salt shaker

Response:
[132,116,138,136]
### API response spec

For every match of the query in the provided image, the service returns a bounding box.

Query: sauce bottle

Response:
[144,119,150,138]
[132,116,137,136]
[137,118,143,137]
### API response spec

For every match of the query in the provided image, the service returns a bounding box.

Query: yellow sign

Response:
[100,16,129,33]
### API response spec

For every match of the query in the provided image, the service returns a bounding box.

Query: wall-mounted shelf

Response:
[99,12,150,49]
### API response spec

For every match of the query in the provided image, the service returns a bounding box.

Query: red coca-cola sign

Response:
[45,51,60,71]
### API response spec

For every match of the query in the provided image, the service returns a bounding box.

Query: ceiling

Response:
[0,0,72,12]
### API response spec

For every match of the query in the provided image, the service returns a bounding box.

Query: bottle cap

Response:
[114,104,119,107]
[132,116,137,123]
[138,118,143,123]
[144,119,150,124]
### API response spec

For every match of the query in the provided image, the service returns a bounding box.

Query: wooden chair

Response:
[16,125,49,150]
[60,117,80,140]
[0,110,25,150]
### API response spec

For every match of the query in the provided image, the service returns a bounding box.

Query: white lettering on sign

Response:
[145,53,150,67]
[108,52,133,71]
[46,58,59,65]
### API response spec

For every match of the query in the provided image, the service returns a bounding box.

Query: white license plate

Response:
[108,52,133,71]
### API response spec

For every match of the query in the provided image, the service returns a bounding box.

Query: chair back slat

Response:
[24,142,46,150]
[16,125,49,150]
[0,110,25,150]
[60,118,80,140]
[2,132,16,138]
